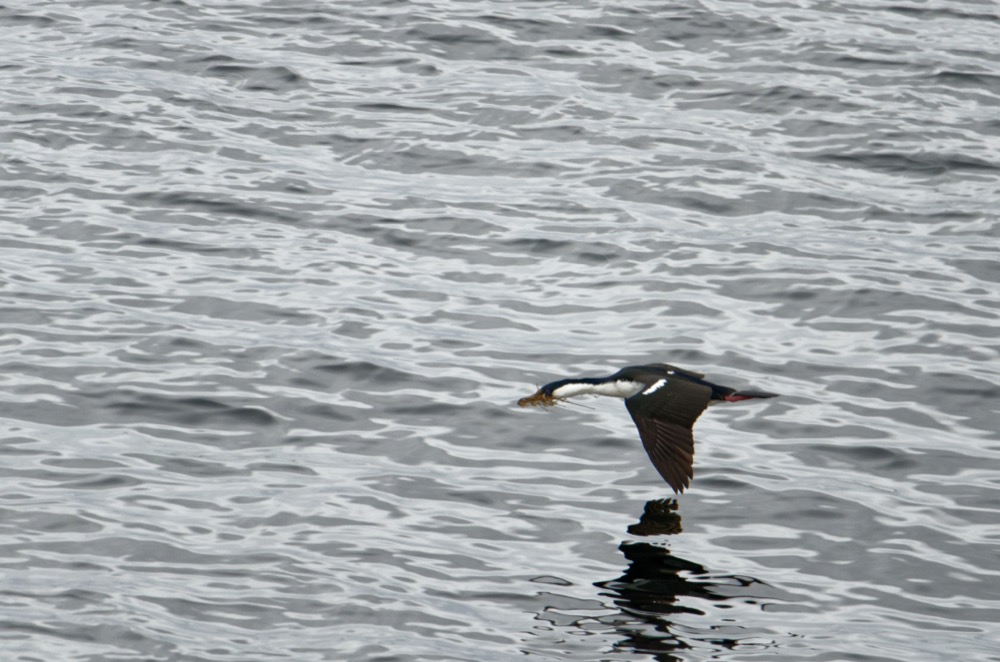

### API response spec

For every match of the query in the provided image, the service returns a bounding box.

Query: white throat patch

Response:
[551,379,644,400]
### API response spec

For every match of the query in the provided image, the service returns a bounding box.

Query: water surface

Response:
[2,1,999,660]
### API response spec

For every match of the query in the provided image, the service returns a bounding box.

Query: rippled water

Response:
[2,1,999,660]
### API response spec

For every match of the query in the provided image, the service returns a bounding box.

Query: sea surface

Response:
[2,1,999,660]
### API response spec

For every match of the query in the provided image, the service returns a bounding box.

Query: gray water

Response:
[2,1,999,660]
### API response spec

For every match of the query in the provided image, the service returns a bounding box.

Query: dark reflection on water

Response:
[627,498,684,537]
[600,542,761,660]
[590,501,780,660]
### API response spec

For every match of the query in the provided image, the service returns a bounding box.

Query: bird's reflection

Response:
[590,499,775,659]
[627,497,683,537]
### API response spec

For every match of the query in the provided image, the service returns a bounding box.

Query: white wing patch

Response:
[642,378,669,395]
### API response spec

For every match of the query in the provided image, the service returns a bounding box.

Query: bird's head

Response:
[517,384,560,408]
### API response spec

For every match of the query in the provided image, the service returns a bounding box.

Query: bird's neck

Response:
[550,378,644,400]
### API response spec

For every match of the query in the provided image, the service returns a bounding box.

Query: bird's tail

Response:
[724,390,779,402]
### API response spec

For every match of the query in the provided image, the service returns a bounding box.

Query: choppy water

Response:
[2,1,1000,660]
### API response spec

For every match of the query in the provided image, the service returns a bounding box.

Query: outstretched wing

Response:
[624,378,712,493]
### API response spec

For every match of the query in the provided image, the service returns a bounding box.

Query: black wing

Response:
[624,377,712,493]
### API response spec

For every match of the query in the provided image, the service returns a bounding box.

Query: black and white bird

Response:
[518,363,778,493]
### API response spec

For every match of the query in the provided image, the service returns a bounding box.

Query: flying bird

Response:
[518,363,778,493]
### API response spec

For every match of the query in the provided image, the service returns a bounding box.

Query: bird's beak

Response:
[517,388,558,408]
